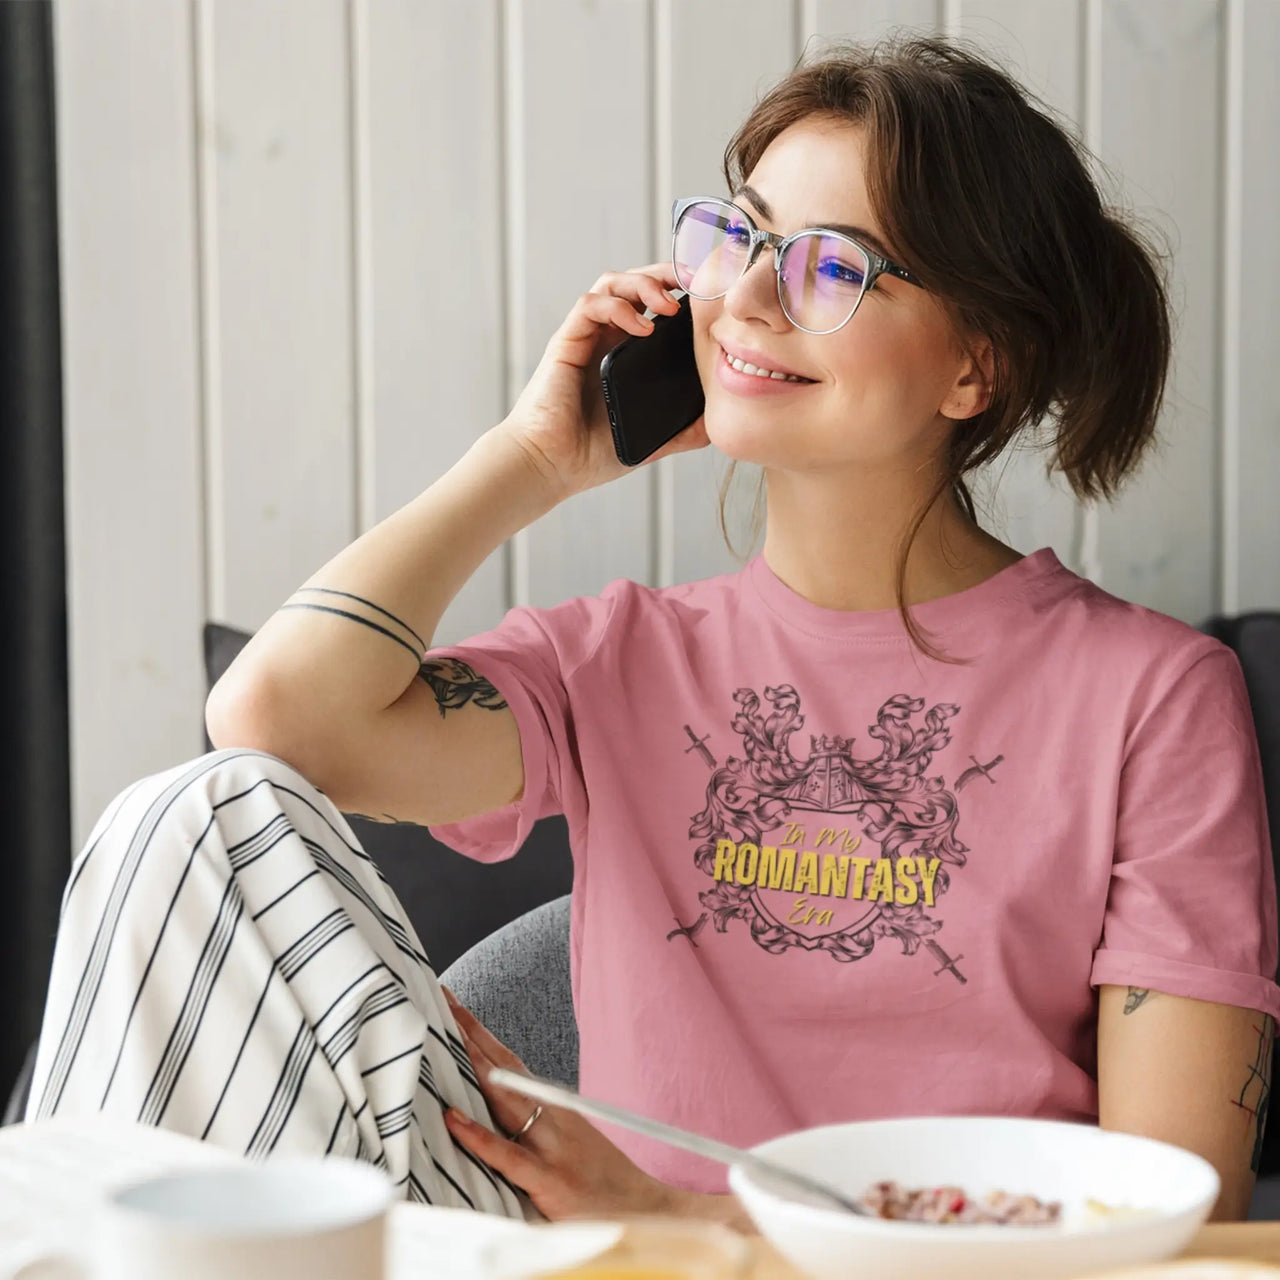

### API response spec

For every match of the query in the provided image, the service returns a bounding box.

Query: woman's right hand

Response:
[497,262,710,501]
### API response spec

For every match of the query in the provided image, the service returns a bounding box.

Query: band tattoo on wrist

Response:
[417,657,508,715]
[1123,987,1154,1015]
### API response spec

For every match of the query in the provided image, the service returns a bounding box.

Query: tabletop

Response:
[4,1116,1280,1279]
[743,1223,1280,1278]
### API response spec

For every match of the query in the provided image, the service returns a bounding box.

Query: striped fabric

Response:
[25,748,536,1219]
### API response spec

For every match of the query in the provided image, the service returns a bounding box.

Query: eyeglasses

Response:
[671,196,922,335]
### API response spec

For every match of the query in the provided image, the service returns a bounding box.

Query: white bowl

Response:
[727,1116,1220,1280]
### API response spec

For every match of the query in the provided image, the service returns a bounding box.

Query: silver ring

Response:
[512,1104,543,1141]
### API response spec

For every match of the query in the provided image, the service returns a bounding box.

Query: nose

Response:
[721,242,789,331]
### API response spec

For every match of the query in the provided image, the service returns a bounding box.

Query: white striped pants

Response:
[25,748,536,1219]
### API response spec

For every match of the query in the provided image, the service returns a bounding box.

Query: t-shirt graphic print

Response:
[679,685,966,980]
[426,547,1280,1194]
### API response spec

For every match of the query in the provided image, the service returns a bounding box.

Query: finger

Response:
[450,1001,526,1072]
[636,277,682,317]
[549,293,654,367]
[444,1107,543,1187]
[636,261,684,289]
[440,984,477,1047]
[589,270,681,317]
[452,1012,537,1135]
[591,262,682,295]
[455,1019,542,1129]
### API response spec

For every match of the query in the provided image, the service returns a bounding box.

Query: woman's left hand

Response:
[441,986,678,1222]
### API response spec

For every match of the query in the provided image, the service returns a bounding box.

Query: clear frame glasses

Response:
[671,195,922,335]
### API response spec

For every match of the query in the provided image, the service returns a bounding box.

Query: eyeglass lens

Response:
[672,199,870,333]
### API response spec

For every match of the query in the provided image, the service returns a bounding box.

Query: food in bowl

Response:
[860,1180,1062,1224]
[729,1116,1221,1280]
[1080,1198,1161,1224]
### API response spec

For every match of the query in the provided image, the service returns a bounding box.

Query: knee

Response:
[200,745,319,791]
[77,748,336,886]
[176,747,338,832]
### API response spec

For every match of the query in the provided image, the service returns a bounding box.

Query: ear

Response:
[940,336,995,420]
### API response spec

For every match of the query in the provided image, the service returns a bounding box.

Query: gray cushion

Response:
[440,894,576,1088]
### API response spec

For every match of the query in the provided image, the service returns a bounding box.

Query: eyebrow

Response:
[733,184,899,263]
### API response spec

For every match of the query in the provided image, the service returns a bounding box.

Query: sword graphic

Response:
[667,913,709,947]
[924,938,967,983]
[682,724,716,769]
[955,753,1003,791]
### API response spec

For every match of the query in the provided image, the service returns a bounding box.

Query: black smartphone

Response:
[600,291,704,467]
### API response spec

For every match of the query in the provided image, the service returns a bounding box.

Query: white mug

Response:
[90,1156,394,1280]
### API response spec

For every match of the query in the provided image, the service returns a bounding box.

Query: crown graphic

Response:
[777,734,874,811]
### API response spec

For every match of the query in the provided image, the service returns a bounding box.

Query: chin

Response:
[702,399,822,470]
[705,404,906,476]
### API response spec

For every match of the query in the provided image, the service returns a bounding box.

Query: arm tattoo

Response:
[1123,987,1154,1015]
[1231,1014,1274,1175]
[279,601,422,664]
[278,598,506,724]
[348,810,415,827]
[293,587,427,652]
[417,657,508,716]
[344,661,506,825]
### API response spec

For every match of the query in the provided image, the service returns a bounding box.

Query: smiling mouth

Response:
[721,348,816,383]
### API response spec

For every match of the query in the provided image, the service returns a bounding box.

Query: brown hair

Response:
[716,32,1173,662]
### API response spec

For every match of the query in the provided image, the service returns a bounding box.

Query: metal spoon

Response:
[486,1066,870,1217]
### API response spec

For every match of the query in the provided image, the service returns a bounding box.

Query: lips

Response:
[714,337,815,383]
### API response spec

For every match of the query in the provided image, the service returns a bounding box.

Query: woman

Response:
[28,34,1279,1227]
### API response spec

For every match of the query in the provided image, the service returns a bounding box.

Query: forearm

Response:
[1098,985,1272,1221]
[208,424,560,732]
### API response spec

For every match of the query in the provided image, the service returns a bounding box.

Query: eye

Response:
[723,215,752,246]
[817,257,866,287]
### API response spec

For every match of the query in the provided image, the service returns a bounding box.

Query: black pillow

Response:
[202,623,572,972]
[202,622,254,751]
[1201,612,1280,1179]
[1201,614,1280,872]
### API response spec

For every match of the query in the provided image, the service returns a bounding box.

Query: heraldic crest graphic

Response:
[671,684,994,981]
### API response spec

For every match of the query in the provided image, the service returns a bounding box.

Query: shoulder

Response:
[539,563,742,632]
[505,564,739,677]
[1055,571,1247,731]
[1052,567,1229,667]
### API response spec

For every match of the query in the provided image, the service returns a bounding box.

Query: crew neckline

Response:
[745,545,1069,642]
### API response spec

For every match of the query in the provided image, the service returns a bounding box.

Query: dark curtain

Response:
[0,0,68,1101]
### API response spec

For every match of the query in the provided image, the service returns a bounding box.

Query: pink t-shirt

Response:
[426,547,1280,1193]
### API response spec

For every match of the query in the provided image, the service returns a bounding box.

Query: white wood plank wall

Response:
[53,0,1280,850]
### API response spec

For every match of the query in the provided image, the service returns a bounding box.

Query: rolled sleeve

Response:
[422,590,617,863]
[424,643,556,863]
[1090,645,1280,1020]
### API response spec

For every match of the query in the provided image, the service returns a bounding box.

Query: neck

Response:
[759,463,1022,613]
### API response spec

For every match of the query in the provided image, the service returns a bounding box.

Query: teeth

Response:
[724,350,808,382]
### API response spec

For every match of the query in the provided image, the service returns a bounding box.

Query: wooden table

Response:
[5,1118,1280,1278]
[1182,1225,1280,1263]
[744,1222,1280,1278]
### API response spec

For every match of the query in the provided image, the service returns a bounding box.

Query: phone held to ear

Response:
[600,291,704,467]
